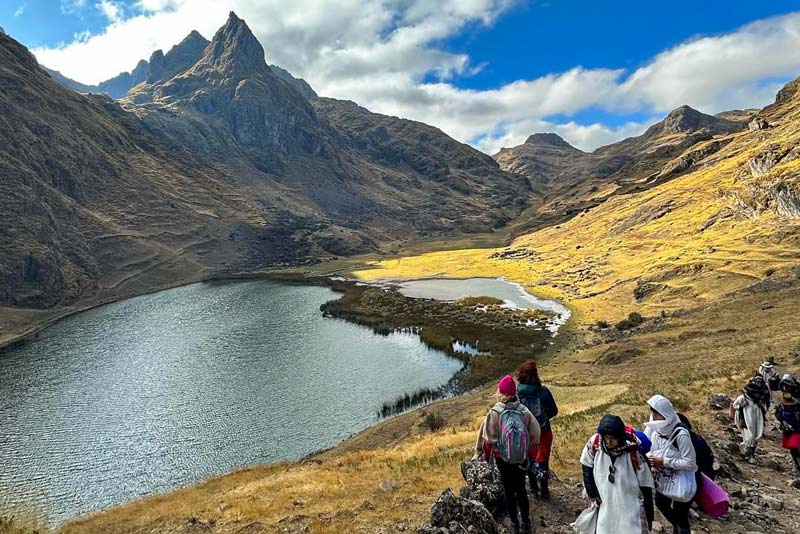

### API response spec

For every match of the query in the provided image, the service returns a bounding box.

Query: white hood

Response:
[645,394,680,437]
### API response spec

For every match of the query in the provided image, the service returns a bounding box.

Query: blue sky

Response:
[3,1,800,153]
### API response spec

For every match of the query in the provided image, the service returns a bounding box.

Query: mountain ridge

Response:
[0,15,530,320]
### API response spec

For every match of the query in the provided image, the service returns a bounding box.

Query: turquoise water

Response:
[0,279,462,525]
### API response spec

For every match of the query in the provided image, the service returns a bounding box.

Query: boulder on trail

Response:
[460,458,506,515]
[417,489,498,534]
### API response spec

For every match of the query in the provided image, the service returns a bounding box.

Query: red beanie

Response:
[498,374,516,397]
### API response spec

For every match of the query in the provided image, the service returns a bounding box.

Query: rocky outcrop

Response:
[459,459,506,515]
[727,177,800,219]
[418,459,508,533]
[748,148,782,177]
[748,117,770,131]
[708,393,732,410]
[417,489,498,534]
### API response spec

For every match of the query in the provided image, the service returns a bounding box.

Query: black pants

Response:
[496,458,530,527]
[656,492,691,529]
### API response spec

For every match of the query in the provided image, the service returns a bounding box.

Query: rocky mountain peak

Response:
[524,132,575,149]
[146,49,166,83]
[642,104,743,138]
[662,105,710,133]
[202,11,266,76]
[146,30,209,84]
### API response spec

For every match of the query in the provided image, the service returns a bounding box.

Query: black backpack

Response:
[676,413,715,478]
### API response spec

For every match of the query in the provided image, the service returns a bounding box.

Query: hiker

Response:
[475,374,541,534]
[775,374,800,474]
[730,377,767,458]
[645,394,697,534]
[748,373,772,409]
[580,414,654,533]
[758,356,781,393]
[516,360,558,499]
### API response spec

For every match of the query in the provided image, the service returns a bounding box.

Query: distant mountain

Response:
[43,60,148,99]
[494,105,749,223]
[0,13,529,310]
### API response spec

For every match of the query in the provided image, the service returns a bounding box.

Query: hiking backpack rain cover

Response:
[493,403,530,464]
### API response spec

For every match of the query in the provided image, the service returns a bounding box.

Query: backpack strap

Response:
[668,425,690,450]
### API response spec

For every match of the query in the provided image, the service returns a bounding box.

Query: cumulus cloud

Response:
[31,4,800,152]
[96,1,124,22]
[14,3,25,17]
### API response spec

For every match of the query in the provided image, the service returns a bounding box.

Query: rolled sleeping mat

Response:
[697,472,729,518]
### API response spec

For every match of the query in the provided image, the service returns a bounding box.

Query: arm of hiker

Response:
[544,387,558,419]
[641,487,654,530]
[476,410,499,461]
[474,415,488,459]
[664,431,697,472]
[579,437,600,504]
[581,465,600,504]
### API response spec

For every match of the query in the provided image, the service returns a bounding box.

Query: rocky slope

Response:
[0,12,529,323]
[495,105,753,226]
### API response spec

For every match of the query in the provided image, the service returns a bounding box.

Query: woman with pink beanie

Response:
[475,374,541,534]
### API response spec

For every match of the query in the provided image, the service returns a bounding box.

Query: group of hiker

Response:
[473,356,800,534]
[732,356,800,469]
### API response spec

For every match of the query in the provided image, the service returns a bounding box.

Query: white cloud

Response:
[96,1,123,22]
[14,3,25,17]
[30,4,800,152]
[60,0,87,15]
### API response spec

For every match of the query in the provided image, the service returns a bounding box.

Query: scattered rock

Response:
[748,117,770,131]
[378,480,399,492]
[708,393,733,410]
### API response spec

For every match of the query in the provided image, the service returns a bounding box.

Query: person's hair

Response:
[517,360,541,385]
[496,392,517,404]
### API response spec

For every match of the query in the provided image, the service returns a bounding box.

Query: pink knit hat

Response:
[498,374,516,397]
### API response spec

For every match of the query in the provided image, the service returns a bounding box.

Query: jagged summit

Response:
[201,11,266,75]
[524,132,576,149]
[146,29,209,83]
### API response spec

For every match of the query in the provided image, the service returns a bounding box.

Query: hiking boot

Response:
[539,477,550,500]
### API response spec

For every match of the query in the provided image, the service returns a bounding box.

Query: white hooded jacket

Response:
[644,394,697,474]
